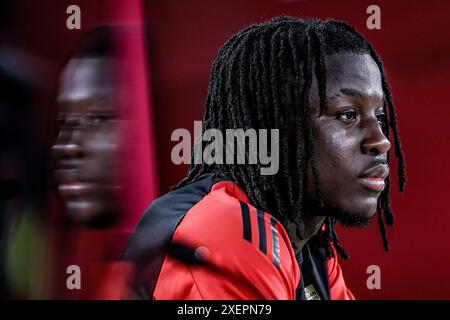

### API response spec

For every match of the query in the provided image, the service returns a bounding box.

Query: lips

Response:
[58,182,99,197]
[55,168,120,199]
[358,164,389,192]
[54,165,94,197]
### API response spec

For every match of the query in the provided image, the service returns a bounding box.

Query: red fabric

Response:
[154,181,299,299]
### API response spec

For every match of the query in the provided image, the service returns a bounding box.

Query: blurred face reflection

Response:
[52,58,121,226]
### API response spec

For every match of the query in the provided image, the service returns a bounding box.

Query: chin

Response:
[326,201,377,228]
[66,199,115,228]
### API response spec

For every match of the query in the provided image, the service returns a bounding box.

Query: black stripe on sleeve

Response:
[240,201,252,243]
[257,209,267,254]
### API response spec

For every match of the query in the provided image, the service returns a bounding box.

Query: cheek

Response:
[83,125,121,181]
[312,122,378,216]
[87,130,121,156]
[314,122,357,180]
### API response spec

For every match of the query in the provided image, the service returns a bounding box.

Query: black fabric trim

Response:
[240,201,252,243]
[257,209,267,254]
[121,171,229,299]
[295,252,306,300]
[295,240,331,300]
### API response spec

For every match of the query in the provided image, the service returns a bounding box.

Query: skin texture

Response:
[52,58,121,227]
[293,53,390,250]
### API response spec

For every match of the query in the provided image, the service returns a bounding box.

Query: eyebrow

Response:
[329,88,365,101]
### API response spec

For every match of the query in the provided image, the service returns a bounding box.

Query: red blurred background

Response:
[6,0,450,299]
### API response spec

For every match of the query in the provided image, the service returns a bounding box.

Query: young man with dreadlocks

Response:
[122,17,406,300]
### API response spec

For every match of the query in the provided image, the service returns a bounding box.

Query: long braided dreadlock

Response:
[174,17,407,259]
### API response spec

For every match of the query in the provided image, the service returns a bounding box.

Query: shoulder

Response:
[165,184,300,299]
[123,172,222,260]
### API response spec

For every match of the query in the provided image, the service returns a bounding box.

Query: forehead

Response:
[58,58,115,105]
[325,53,383,101]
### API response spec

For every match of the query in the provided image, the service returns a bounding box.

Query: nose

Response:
[51,128,83,160]
[361,117,391,156]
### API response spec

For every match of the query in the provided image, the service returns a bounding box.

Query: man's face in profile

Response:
[52,58,121,225]
[306,53,390,226]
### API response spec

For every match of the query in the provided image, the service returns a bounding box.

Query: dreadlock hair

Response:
[174,17,407,259]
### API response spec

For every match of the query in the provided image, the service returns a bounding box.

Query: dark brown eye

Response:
[85,113,115,125]
[337,110,357,122]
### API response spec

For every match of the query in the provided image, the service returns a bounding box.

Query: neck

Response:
[285,203,326,254]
